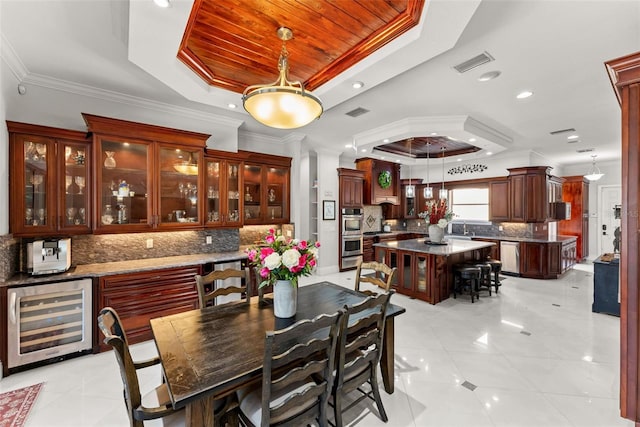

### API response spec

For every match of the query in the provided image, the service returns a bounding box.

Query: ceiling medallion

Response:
[448,163,488,175]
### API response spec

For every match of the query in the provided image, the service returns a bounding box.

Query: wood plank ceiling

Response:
[177,0,425,93]
[375,137,482,159]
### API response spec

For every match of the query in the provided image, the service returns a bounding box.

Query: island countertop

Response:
[373,238,495,255]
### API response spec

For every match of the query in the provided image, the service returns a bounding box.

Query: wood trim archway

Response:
[605,50,640,425]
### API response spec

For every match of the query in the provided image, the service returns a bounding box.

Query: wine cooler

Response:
[7,279,92,370]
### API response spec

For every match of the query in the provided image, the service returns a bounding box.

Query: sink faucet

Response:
[463,222,469,235]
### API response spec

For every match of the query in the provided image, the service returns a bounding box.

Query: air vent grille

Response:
[576,148,594,153]
[550,128,576,135]
[345,107,370,117]
[453,51,494,73]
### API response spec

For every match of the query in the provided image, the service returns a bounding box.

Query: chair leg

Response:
[369,369,388,422]
[333,391,344,427]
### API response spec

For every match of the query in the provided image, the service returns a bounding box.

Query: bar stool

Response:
[462,262,492,296]
[485,258,502,294]
[453,265,481,303]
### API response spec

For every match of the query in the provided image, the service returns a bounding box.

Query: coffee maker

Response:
[27,238,72,275]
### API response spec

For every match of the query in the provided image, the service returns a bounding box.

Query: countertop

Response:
[363,231,577,244]
[373,238,495,256]
[1,250,248,287]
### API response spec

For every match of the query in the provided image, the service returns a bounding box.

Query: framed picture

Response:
[323,200,336,220]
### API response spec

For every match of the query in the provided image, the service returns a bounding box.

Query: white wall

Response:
[0,3,9,235]
[315,149,340,275]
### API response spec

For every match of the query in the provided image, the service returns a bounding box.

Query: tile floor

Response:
[0,262,633,426]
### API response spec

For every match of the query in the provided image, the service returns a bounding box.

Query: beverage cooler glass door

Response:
[7,279,93,369]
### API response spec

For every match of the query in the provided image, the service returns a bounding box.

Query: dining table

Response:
[150,281,406,427]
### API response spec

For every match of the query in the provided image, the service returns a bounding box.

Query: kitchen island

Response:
[374,238,495,304]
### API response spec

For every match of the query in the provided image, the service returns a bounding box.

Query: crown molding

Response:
[1,33,28,81]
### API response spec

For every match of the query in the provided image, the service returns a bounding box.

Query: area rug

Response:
[0,383,43,427]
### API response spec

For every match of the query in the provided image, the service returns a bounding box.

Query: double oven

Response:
[341,208,363,270]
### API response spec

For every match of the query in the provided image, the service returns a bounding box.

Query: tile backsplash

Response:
[363,205,383,233]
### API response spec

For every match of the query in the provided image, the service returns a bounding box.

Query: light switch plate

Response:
[146,239,153,249]
[206,236,212,244]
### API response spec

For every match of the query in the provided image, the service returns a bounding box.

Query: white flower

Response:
[282,249,301,269]
[437,218,449,229]
[276,235,286,242]
[263,252,282,270]
[309,247,319,259]
[292,239,299,245]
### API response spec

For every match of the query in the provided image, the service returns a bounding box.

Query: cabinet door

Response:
[489,180,510,221]
[520,242,546,278]
[243,163,263,223]
[525,174,548,222]
[547,243,562,275]
[11,134,57,235]
[414,253,431,302]
[266,166,289,223]
[157,146,202,228]
[59,140,91,234]
[95,137,153,232]
[225,160,243,226]
[510,175,525,222]
[398,251,414,296]
[205,158,223,225]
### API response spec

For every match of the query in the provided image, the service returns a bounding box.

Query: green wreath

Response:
[378,170,392,189]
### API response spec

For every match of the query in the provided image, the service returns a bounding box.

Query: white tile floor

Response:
[1,263,633,426]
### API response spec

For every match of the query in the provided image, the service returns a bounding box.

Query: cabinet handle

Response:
[9,292,17,324]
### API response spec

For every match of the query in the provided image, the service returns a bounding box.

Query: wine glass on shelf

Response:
[79,207,86,225]
[75,176,85,195]
[30,174,43,191]
[25,208,33,225]
[37,208,46,224]
[35,143,46,160]
[66,207,77,224]
[65,175,73,194]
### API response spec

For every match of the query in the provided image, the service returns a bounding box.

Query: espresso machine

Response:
[27,238,72,275]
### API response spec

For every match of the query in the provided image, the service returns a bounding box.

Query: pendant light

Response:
[405,138,415,198]
[423,142,433,199]
[584,154,604,181]
[439,147,448,200]
[242,27,323,129]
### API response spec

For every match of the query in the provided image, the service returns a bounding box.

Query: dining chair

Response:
[99,308,238,427]
[195,267,251,308]
[97,306,160,370]
[354,258,396,296]
[331,291,393,427]
[236,310,346,427]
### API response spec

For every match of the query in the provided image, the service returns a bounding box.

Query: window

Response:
[450,188,489,222]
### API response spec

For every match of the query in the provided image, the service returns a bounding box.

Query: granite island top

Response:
[1,250,248,287]
[364,231,577,244]
[373,238,495,256]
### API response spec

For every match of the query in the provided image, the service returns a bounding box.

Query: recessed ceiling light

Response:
[352,81,364,89]
[383,138,389,143]
[469,138,476,142]
[457,158,462,162]
[381,156,385,160]
[486,152,493,155]
[227,103,237,109]
[430,132,437,136]
[153,0,170,7]
[567,134,579,140]
[344,144,352,148]
[361,148,367,152]
[478,70,501,82]
[395,159,401,163]
[516,91,533,99]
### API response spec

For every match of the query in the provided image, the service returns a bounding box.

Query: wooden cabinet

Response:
[98,266,201,351]
[401,179,424,218]
[8,122,91,236]
[205,156,243,227]
[473,238,500,260]
[363,236,375,262]
[355,158,401,205]
[505,167,563,223]
[489,180,510,221]
[84,114,209,233]
[520,239,576,279]
[337,168,364,208]
[559,176,589,261]
[242,153,291,224]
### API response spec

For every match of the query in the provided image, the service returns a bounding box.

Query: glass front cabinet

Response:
[8,122,91,236]
[242,153,291,225]
[204,156,243,228]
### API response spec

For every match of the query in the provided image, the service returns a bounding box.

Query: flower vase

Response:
[428,224,445,243]
[273,280,297,318]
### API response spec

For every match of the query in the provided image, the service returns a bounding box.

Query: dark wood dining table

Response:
[150,281,406,427]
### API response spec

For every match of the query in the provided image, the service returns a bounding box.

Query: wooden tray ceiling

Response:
[178,0,425,93]
[374,136,481,158]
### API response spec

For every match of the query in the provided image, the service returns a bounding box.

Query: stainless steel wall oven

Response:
[7,278,93,370]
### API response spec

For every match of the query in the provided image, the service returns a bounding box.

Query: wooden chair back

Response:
[260,310,345,426]
[195,267,251,308]
[98,306,129,344]
[332,291,393,427]
[354,259,396,296]
[98,311,178,427]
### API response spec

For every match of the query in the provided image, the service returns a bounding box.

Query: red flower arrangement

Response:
[418,199,455,226]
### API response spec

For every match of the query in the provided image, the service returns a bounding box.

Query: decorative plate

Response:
[378,170,391,189]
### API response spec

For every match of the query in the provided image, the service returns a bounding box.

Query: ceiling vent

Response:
[345,107,370,118]
[567,139,581,144]
[576,148,594,153]
[550,128,576,135]
[453,51,494,73]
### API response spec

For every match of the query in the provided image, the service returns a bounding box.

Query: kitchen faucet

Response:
[463,222,468,235]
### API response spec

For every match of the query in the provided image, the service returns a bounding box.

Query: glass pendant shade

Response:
[439,147,447,200]
[405,184,415,198]
[243,27,323,129]
[423,186,433,199]
[584,155,604,181]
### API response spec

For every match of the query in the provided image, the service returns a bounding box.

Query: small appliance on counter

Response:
[27,238,72,275]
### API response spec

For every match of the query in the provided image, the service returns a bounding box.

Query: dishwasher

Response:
[500,241,520,274]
